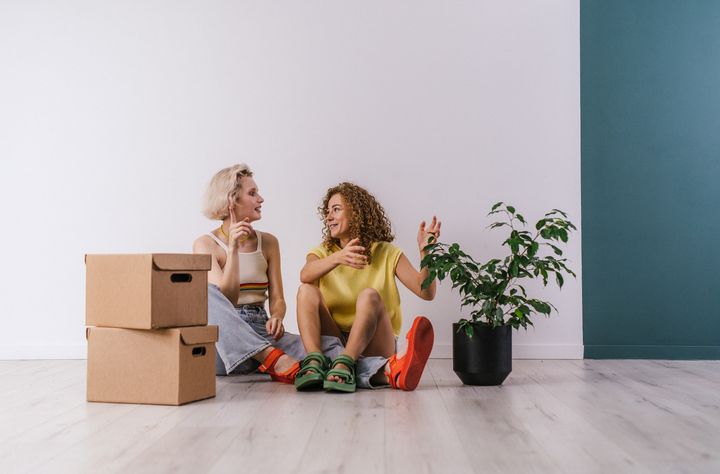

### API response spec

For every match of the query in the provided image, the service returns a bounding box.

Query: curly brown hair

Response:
[318,182,394,265]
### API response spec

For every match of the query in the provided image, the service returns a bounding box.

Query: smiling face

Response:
[230,176,264,222]
[325,193,351,240]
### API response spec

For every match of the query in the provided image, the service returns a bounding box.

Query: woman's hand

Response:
[266,317,285,340]
[334,238,368,269]
[418,216,442,251]
[228,207,253,252]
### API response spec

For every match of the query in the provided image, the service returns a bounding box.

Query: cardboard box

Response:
[87,325,219,405]
[85,254,212,329]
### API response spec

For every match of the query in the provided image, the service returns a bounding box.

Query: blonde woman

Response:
[296,182,440,392]
[193,164,342,382]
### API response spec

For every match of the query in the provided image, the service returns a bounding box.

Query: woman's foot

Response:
[323,354,357,392]
[326,362,350,383]
[257,348,300,384]
[385,316,434,391]
[295,352,331,391]
[274,354,297,373]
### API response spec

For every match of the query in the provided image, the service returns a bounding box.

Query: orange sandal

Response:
[385,316,434,391]
[258,348,300,384]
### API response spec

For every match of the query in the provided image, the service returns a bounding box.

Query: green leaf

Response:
[528,300,551,315]
[547,243,563,256]
[545,209,568,218]
[491,202,503,211]
[510,259,519,277]
[507,205,516,214]
[528,242,539,257]
[555,272,564,288]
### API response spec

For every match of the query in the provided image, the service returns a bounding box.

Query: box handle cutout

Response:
[171,273,192,283]
[192,347,206,357]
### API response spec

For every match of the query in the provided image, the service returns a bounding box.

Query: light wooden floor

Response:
[1,359,719,473]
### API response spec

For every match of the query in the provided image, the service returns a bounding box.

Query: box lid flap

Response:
[180,325,219,345]
[152,254,212,271]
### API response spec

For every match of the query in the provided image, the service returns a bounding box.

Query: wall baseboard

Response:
[585,345,720,360]
[431,344,584,360]
[0,344,584,361]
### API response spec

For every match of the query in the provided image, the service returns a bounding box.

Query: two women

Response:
[194,165,439,393]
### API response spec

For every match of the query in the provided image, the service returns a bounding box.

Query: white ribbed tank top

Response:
[206,231,269,306]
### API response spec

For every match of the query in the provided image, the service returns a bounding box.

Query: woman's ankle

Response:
[254,346,273,363]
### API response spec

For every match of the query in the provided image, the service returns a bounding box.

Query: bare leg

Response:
[329,288,395,384]
[296,283,343,354]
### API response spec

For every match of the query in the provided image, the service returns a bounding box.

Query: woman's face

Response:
[326,193,350,240]
[230,177,264,222]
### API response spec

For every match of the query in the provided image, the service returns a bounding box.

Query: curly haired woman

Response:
[295,182,441,392]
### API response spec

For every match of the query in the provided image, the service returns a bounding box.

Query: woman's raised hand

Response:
[335,237,368,269]
[228,206,253,252]
[418,216,442,251]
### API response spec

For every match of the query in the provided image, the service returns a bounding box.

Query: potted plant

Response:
[420,202,576,386]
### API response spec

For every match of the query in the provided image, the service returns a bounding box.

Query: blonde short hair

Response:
[202,164,254,220]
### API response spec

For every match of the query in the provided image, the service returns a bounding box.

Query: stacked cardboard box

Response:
[85,254,217,405]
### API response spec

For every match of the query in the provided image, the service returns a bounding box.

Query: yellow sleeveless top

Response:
[308,241,403,335]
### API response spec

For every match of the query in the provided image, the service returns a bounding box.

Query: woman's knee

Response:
[297,283,321,303]
[356,288,383,309]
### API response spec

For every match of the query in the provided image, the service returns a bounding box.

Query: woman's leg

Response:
[345,288,396,359]
[329,288,395,386]
[209,284,297,375]
[296,283,343,353]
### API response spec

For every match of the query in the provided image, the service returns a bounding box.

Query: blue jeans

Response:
[208,284,388,388]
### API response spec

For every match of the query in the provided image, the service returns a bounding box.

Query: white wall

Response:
[0,0,581,359]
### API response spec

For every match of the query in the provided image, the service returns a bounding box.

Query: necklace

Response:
[218,223,249,242]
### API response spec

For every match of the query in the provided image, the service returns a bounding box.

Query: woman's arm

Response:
[395,254,436,301]
[395,217,442,301]
[264,232,286,320]
[263,232,287,339]
[299,238,367,283]
[192,237,242,304]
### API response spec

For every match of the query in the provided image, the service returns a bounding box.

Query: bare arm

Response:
[395,216,443,301]
[299,238,367,283]
[263,232,286,320]
[300,254,338,284]
[192,237,242,304]
[395,253,436,301]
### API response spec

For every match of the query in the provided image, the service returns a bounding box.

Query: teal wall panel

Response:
[582,0,720,359]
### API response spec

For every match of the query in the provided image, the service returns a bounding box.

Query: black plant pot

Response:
[453,322,512,386]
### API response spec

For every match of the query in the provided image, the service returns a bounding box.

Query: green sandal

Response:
[295,352,331,391]
[323,354,357,393]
